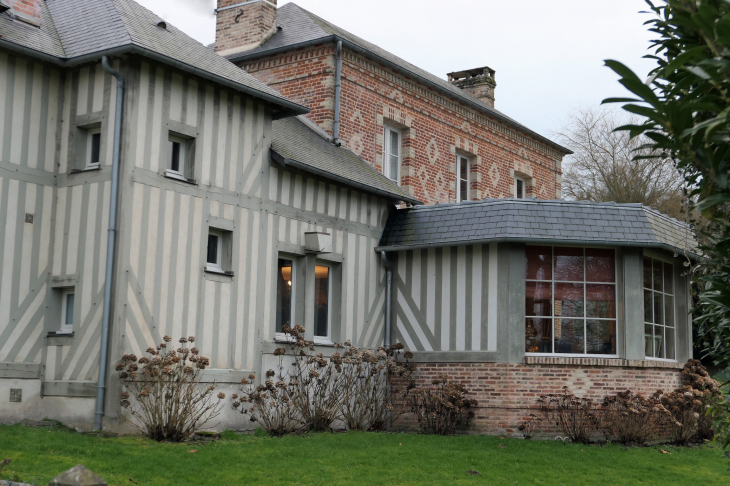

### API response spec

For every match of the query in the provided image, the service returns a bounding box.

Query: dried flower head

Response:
[188,336,196,343]
[163,335,172,342]
[179,337,188,344]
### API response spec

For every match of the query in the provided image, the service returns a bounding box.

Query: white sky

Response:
[136,0,655,141]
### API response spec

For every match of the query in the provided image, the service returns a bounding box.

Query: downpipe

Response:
[380,251,394,430]
[95,56,124,431]
[333,40,342,146]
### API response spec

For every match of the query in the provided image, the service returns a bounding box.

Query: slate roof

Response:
[228,3,570,155]
[378,199,699,258]
[271,117,420,205]
[0,0,307,115]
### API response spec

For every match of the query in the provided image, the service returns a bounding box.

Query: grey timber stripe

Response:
[2,56,15,164]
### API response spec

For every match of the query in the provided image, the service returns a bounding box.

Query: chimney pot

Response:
[447,66,497,108]
[215,0,278,56]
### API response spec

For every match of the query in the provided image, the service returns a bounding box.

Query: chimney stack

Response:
[215,0,278,56]
[3,0,42,26]
[447,66,496,108]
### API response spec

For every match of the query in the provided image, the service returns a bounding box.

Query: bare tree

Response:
[557,107,687,219]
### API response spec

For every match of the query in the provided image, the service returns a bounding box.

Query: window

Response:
[86,128,101,169]
[515,177,525,199]
[166,134,188,180]
[383,125,401,183]
[525,246,617,355]
[314,264,332,342]
[206,230,224,272]
[456,155,470,202]
[644,257,675,360]
[60,288,74,334]
[276,258,295,334]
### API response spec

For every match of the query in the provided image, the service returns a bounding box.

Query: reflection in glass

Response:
[654,325,665,358]
[664,262,673,293]
[653,292,663,325]
[586,284,616,318]
[652,260,663,292]
[526,281,552,316]
[555,318,584,354]
[644,289,653,323]
[526,246,551,280]
[525,318,552,353]
[586,248,615,282]
[645,324,654,357]
[587,319,616,354]
[554,247,583,281]
[276,259,293,333]
[664,295,674,327]
[643,257,652,289]
[314,265,330,338]
[65,293,74,326]
[665,329,675,360]
[554,283,583,317]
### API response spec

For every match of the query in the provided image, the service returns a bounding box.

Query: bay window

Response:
[644,257,675,360]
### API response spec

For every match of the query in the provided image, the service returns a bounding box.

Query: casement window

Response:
[166,133,195,182]
[276,258,295,334]
[59,288,75,334]
[456,155,470,202]
[644,257,675,360]
[515,177,525,199]
[383,125,401,183]
[205,229,232,274]
[86,128,102,169]
[525,246,617,356]
[314,264,332,343]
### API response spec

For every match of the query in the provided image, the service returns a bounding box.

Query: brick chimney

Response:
[447,66,496,108]
[215,0,278,56]
[3,0,42,26]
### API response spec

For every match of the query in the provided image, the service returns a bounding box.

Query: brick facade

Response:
[395,360,683,437]
[215,0,278,56]
[241,45,565,205]
[7,0,41,24]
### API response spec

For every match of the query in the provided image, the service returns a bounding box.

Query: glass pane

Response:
[516,179,523,199]
[526,318,552,353]
[554,282,584,318]
[664,295,674,327]
[388,155,398,181]
[664,262,674,294]
[645,324,654,357]
[207,234,219,265]
[389,130,399,156]
[526,246,552,280]
[459,157,468,181]
[170,141,181,172]
[65,293,74,326]
[314,265,330,337]
[654,325,665,358]
[554,247,583,281]
[653,292,663,324]
[665,328,675,360]
[90,133,101,164]
[526,281,552,317]
[643,257,652,289]
[586,284,616,318]
[652,259,663,292]
[276,259,293,333]
[459,178,467,202]
[586,248,615,282]
[587,319,615,355]
[555,318,584,354]
[644,289,653,323]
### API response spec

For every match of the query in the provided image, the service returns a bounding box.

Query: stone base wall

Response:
[394,358,684,437]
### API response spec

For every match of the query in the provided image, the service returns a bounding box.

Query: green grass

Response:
[0,424,728,485]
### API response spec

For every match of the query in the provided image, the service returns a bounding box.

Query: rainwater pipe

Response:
[380,251,392,347]
[333,40,342,146]
[95,56,124,431]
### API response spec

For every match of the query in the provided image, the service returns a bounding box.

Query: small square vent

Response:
[10,388,22,403]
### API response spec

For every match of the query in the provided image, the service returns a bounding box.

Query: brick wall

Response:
[394,360,683,437]
[241,44,564,205]
[8,0,41,23]
[216,0,277,55]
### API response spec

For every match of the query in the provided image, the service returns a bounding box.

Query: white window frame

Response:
[515,176,526,199]
[85,128,102,170]
[643,254,677,362]
[59,288,74,334]
[313,263,333,345]
[456,155,471,202]
[275,258,296,342]
[166,135,187,181]
[383,124,401,184]
[205,230,224,273]
[525,245,619,358]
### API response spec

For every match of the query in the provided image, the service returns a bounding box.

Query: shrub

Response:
[516,414,542,439]
[682,359,722,441]
[118,336,224,442]
[232,369,303,438]
[537,387,599,444]
[407,374,477,435]
[602,390,670,445]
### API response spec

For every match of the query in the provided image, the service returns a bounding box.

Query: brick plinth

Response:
[394,360,683,437]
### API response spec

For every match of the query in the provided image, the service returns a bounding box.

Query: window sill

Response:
[69,166,100,174]
[313,339,335,347]
[47,331,74,337]
[46,332,74,346]
[204,266,233,276]
[523,355,684,369]
[164,170,197,185]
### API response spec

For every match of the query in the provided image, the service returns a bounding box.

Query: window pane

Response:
[170,141,181,172]
[276,259,293,332]
[663,262,673,294]
[643,257,652,289]
[586,248,615,282]
[389,130,399,156]
[653,292,663,324]
[644,289,653,323]
[388,155,398,181]
[65,293,74,326]
[207,234,219,265]
[526,318,552,353]
[652,260,663,292]
[526,281,552,316]
[664,295,674,327]
[516,179,523,199]
[555,318,584,354]
[459,157,468,181]
[587,319,615,355]
[90,133,101,164]
[554,282,584,317]
[460,178,467,202]
[314,265,330,337]
[654,325,665,358]
[526,246,551,280]
[645,324,654,357]
[554,247,583,281]
[586,284,615,318]
[665,328,675,360]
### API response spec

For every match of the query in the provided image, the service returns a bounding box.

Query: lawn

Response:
[0,424,727,486]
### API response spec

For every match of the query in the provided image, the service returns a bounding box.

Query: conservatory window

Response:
[644,257,675,360]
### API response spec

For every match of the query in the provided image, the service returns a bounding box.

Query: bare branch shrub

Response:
[407,374,477,435]
[118,335,224,442]
[601,390,670,445]
[537,387,599,444]
[516,414,542,439]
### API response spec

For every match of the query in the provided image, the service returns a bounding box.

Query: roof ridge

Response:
[39,0,67,57]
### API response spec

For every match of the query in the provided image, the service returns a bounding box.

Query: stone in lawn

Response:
[49,465,107,486]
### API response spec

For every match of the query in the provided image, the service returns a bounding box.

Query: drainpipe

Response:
[333,40,342,146]
[95,56,124,431]
[380,251,392,347]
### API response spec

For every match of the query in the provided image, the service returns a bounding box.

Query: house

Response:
[0,0,698,436]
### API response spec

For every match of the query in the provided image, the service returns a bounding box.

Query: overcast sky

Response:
[136,0,655,142]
